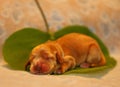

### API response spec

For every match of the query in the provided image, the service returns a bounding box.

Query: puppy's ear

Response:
[25,54,34,71]
[55,44,64,64]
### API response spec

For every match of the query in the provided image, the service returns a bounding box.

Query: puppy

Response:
[25,33,106,74]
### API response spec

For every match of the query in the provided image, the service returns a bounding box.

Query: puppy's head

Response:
[25,44,63,74]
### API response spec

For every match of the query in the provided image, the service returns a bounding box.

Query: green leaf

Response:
[3,28,50,70]
[2,25,116,74]
[64,56,116,74]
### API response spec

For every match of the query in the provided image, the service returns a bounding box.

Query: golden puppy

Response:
[25,33,106,74]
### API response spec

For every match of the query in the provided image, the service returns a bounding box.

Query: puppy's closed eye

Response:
[40,49,49,59]
[39,49,55,60]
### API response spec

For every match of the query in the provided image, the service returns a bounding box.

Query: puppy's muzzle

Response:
[30,61,51,74]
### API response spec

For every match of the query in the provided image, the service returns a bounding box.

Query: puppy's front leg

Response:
[55,56,76,74]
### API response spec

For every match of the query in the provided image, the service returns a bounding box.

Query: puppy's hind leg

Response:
[86,44,105,67]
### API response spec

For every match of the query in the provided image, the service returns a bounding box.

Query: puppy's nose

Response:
[34,63,50,74]
[34,64,41,72]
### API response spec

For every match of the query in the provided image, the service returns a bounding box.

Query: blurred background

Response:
[0,0,120,59]
[0,0,120,87]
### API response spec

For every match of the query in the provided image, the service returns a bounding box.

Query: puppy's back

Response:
[56,33,98,54]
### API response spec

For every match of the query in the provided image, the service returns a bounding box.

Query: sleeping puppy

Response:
[25,33,106,74]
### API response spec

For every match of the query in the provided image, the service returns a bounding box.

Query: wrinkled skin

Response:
[25,33,106,75]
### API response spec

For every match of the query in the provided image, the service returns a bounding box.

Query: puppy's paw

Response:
[56,68,64,74]
[80,62,90,68]
[54,67,65,74]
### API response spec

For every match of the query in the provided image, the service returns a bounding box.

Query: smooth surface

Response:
[0,54,119,87]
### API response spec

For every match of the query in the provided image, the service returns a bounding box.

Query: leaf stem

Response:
[35,0,49,32]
